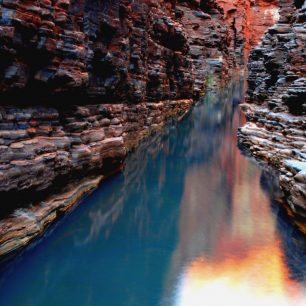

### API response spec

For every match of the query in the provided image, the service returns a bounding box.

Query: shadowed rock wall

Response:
[0,0,230,102]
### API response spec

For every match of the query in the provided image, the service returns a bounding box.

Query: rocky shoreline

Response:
[239,0,306,230]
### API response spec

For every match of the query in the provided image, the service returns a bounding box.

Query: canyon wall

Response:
[0,0,279,257]
[239,0,306,227]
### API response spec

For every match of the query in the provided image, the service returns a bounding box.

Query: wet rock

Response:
[0,176,104,257]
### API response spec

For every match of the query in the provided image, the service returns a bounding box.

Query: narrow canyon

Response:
[0,0,305,296]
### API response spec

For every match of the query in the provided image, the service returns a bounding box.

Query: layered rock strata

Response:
[0,100,192,194]
[239,0,306,228]
[0,175,104,257]
[0,0,234,102]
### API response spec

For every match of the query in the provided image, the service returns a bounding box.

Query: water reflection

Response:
[0,80,306,306]
[161,83,306,306]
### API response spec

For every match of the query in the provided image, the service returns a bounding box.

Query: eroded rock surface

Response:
[0,100,193,194]
[0,175,104,257]
[239,0,306,224]
[0,0,232,102]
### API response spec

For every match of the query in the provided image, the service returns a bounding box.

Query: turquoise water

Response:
[1,81,306,306]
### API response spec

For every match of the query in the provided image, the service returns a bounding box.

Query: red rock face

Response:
[216,0,279,66]
[0,0,278,103]
[0,0,232,103]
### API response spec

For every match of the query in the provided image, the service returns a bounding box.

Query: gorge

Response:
[0,0,305,305]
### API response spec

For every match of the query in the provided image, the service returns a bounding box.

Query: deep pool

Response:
[1,80,306,306]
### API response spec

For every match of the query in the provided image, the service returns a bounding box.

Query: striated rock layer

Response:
[0,0,279,257]
[239,0,306,229]
[0,0,234,102]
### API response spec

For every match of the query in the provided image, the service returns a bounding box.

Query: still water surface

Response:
[1,81,306,306]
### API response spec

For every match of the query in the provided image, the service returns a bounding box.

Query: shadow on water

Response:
[1,79,306,306]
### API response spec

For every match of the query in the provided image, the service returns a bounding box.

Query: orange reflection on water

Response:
[174,162,306,306]
[166,91,306,306]
[178,243,305,306]
[173,144,306,305]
